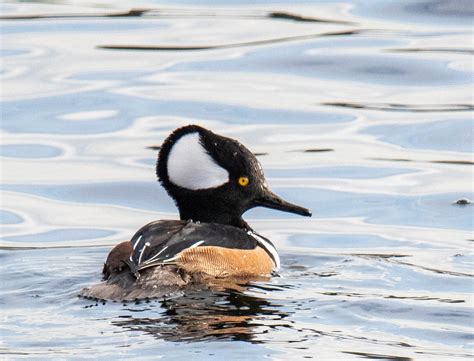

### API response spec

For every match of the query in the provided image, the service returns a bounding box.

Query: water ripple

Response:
[1,0,473,359]
[323,102,474,112]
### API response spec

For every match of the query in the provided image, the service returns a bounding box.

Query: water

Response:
[1,0,473,359]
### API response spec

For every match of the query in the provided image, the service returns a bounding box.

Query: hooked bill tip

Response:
[302,209,312,217]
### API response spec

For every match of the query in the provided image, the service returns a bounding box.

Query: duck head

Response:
[157,125,311,229]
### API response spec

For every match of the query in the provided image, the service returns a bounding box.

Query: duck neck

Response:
[178,206,250,230]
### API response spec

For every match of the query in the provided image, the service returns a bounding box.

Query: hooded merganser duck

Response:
[80,125,311,301]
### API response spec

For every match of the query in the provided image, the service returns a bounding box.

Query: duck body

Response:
[126,220,278,278]
[81,220,278,301]
[80,125,310,301]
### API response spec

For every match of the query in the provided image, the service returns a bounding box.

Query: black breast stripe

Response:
[246,231,280,269]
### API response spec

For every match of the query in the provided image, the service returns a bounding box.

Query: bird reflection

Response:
[111,280,289,343]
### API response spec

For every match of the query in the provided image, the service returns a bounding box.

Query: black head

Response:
[157,125,311,229]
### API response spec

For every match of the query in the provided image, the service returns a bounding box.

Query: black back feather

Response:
[130,220,260,272]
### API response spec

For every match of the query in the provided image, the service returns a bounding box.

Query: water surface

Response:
[1,0,473,359]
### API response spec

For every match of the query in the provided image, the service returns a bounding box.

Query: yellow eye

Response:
[238,176,249,187]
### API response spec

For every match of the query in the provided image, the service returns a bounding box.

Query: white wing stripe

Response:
[132,235,142,251]
[142,240,205,265]
[189,240,205,249]
[137,242,150,265]
[141,245,169,265]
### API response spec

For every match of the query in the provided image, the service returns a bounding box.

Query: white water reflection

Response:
[60,109,119,121]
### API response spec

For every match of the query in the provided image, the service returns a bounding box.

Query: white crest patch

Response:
[167,132,229,190]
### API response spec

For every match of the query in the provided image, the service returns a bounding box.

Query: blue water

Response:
[1,0,473,360]
[169,40,471,86]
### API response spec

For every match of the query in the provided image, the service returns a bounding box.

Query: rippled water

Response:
[1,0,473,359]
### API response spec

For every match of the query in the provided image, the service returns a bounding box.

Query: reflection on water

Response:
[323,102,473,112]
[164,39,470,85]
[112,288,287,343]
[97,30,362,51]
[1,0,473,359]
